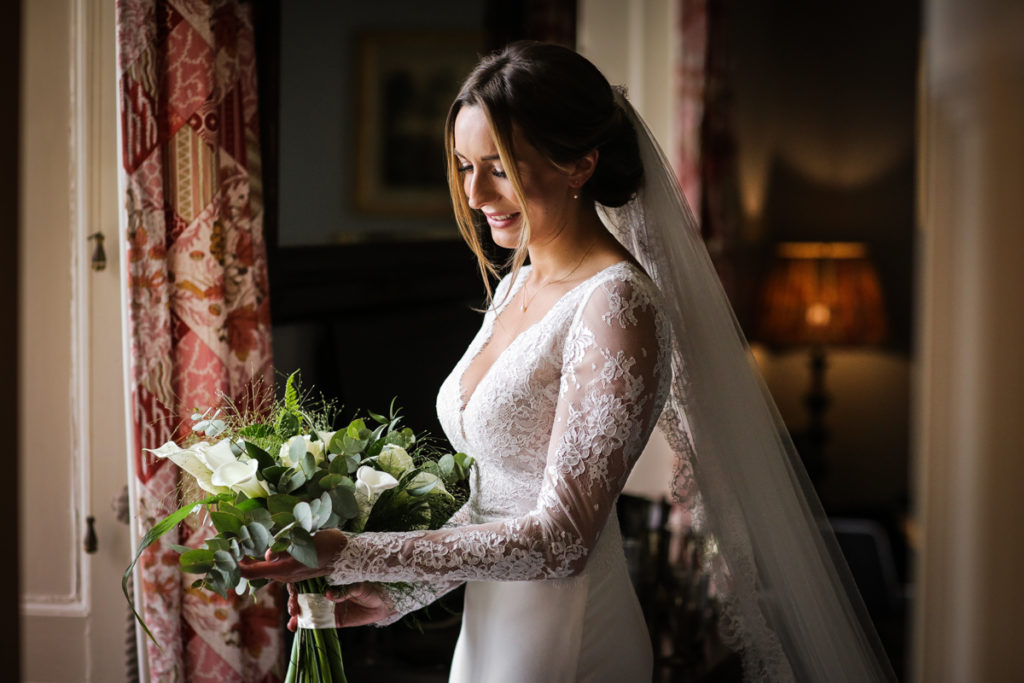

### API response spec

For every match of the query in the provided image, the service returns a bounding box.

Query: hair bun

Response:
[586,108,643,208]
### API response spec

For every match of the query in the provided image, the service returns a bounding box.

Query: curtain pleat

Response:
[117,1,285,680]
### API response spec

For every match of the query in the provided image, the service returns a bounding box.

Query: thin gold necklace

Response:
[520,239,598,312]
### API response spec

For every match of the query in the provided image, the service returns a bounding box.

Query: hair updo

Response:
[445,41,643,296]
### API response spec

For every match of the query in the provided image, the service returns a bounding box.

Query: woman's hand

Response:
[239,528,347,583]
[286,582,396,631]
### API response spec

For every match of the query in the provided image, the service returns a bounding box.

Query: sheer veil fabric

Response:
[601,89,897,682]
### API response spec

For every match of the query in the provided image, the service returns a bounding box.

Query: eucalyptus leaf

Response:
[246,522,271,555]
[315,491,333,528]
[179,548,215,574]
[288,527,318,568]
[214,550,237,573]
[293,501,313,532]
[346,418,368,440]
[244,442,275,471]
[407,478,439,496]
[243,506,272,528]
[327,431,346,455]
[271,511,295,528]
[328,455,346,475]
[342,434,366,456]
[438,453,455,478]
[205,537,231,552]
[234,498,261,513]
[328,486,359,520]
[300,451,317,477]
[218,503,244,519]
[262,465,288,486]
[210,511,242,536]
[319,473,345,490]
[278,469,306,493]
[268,494,302,516]
[289,438,307,466]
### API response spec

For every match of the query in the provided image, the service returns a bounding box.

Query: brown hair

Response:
[444,41,642,305]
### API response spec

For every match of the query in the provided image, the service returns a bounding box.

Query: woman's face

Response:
[453,105,574,250]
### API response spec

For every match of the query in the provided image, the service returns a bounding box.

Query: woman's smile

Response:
[483,210,521,230]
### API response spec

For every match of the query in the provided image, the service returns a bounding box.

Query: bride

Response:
[242,42,895,683]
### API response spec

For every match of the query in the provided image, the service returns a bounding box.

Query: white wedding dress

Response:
[328,261,671,682]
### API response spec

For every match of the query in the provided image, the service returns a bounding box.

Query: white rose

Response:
[317,430,338,454]
[377,444,413,476]
[279,434,326,468]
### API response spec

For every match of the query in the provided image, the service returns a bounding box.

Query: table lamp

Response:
[757,242,887,481]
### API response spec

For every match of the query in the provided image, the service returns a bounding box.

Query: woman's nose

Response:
[465,172,492,209]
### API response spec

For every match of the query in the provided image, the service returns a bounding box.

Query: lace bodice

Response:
[328,261,670,592]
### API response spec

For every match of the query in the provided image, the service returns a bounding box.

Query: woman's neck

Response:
[525,208,609,284]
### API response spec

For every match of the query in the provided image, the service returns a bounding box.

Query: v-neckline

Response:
[457,261,628,414]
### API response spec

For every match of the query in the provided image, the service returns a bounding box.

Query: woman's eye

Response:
[457,164,472,174]
[492,169,507,179]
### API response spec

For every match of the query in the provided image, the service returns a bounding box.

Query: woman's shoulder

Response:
[581,260,659,303]
[573,260,664,326]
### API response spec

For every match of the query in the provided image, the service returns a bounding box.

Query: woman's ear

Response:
[568,149,599,187]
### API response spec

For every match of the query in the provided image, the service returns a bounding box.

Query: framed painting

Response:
[354,31,482,216]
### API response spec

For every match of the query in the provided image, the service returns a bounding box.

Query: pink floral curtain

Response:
[673,0,707,218]
[117,1,284,680]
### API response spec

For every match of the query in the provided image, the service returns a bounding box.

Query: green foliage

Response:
[127,383,477,647]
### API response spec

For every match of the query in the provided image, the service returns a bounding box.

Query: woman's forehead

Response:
[453,106,497,155]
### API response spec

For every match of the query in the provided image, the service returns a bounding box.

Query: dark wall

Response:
[1,0,21,675]
[728,1,921,514]
[254,1,570,439]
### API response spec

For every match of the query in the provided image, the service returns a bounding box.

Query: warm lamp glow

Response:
[758,241,887,347]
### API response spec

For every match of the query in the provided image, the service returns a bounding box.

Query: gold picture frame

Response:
[353,31,482,217]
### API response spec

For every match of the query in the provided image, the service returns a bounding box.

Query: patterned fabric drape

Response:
[117,1,284,680]
[673,0,707,217]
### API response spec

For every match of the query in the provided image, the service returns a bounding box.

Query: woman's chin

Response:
[490,227,522,250]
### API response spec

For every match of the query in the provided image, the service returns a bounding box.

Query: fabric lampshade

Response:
[758,242,887,347]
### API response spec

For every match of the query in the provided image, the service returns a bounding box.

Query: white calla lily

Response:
[211,458,268,499]
[194,438,237,470]
[353,465,399,529]
[145,440,230,495]
[355,466,399,499]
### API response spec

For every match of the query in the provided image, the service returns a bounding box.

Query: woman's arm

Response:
[243,276,668,585]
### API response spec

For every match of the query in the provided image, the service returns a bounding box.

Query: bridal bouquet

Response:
[124,373,473,683]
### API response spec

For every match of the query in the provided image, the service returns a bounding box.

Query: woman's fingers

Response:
[287,585,299,617]
[239,530,346,582]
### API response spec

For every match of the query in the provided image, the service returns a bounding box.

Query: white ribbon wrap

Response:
[296,593,336,630]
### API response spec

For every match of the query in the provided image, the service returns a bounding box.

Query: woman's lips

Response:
[484,212,521,229]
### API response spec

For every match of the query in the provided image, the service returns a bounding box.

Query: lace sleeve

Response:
[373,502,471,626]
[328,276,669,584]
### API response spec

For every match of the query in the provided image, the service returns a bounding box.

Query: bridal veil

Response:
[600,89,896,682]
